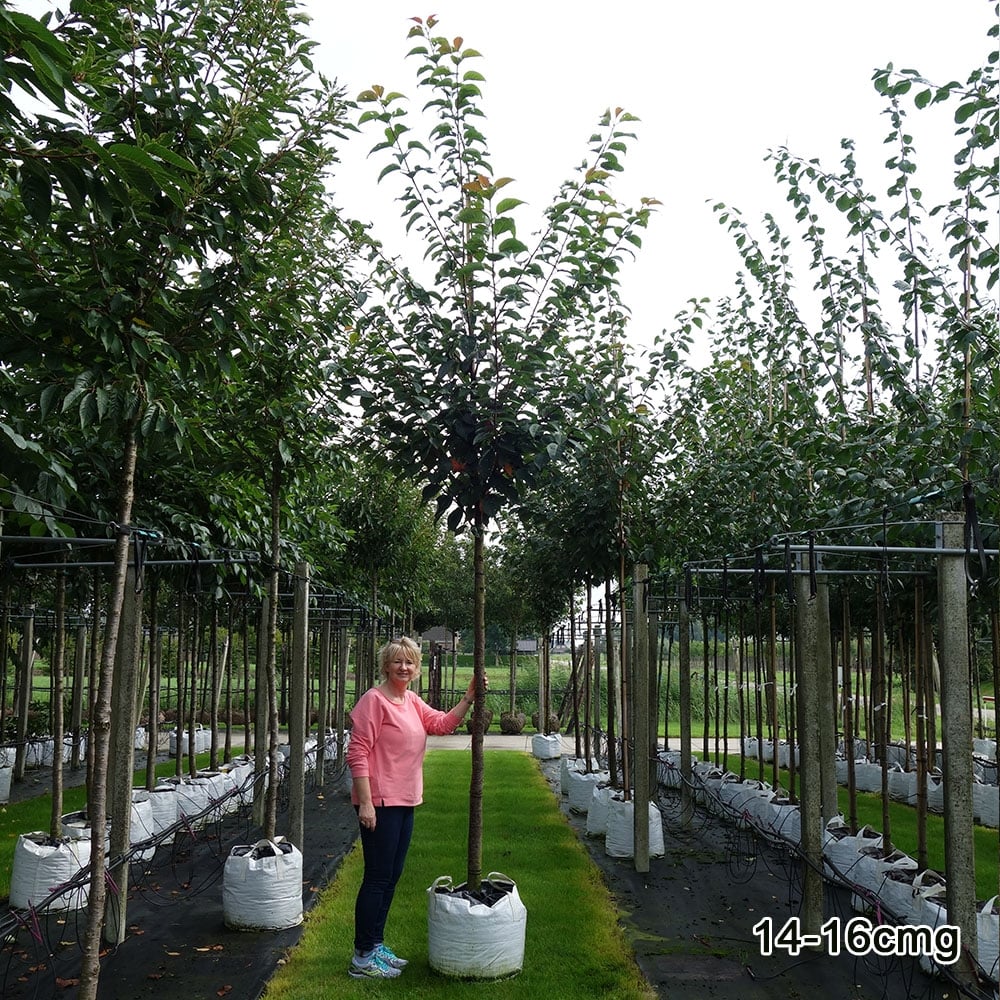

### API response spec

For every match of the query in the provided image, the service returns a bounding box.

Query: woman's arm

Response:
[354,776,376,830]
[419,676,488,735]
[347,691,380,827]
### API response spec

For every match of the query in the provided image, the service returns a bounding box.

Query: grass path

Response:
[263,750,656,999]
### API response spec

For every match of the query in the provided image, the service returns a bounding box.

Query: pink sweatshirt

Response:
[347,687,462,806]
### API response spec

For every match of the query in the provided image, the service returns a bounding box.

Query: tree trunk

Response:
[262,456,283,841]
[71,623,86,771]
[466,520,486,891]
[78,426,139,1000]
[146,584,161,790]
[316,617,332,785]
[49,567,66,839]
[12,608,33,783]
[287,562,309,849]
[106,566,143,945]
[604,578,617,787]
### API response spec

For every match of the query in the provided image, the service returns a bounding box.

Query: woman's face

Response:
[385,652,417,685]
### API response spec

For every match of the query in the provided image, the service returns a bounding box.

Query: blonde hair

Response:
[377,636,422,679]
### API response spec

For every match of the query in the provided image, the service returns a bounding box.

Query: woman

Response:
[346,635,484,979]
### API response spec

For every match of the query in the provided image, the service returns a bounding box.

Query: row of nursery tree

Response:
[3,3,997,666]
[1,3,997,997]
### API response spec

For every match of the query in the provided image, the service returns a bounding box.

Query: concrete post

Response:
[937,517,978,983]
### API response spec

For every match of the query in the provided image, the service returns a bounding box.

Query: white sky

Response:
[302,0,996,360]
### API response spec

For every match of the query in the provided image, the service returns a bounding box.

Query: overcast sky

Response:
[302,0,996,358]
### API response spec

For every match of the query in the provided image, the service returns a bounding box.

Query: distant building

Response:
[421,626,457,650]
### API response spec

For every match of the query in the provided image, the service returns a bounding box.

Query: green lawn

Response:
[263,751,656,999]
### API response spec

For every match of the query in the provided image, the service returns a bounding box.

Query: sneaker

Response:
[375,943,408,969]
[348,952,402,979]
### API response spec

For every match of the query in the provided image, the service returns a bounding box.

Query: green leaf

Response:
[954,100,983,124]
[18,158,52,223]
[495,197,525,214]
[142,140,197,174]
[455,206,488,224]
[497,238,528,255]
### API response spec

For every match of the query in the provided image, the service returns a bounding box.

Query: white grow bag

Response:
[853,761,882,793]
[60,810,110,853]
[605,797,665,859]
[887,766,917,804]
[655,750,684,789]
[169,725,211,756]
[531,734,561,760]
[695,767,730,815]
[0,764,11,804]
[129,790,157,862]
[223,837,303,931]
[823,823,881,884]
[917,886,951,976]
[568,770,608,814]
[925,774,945,813]
[767,797,801,845]
[173,776,212,828]
[226,755,257,807]
[427,872,526,979]
[586,785,613,837]
[850,847,917,913]
[28,738,53,768]
[979,783,1000,829]
[722,780,772,829]
[10,832,92,911]
[150,784,179,843]
[560,757,601,796]
[977,896,998,983]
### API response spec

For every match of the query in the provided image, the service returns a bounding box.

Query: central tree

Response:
[345,16,656,889]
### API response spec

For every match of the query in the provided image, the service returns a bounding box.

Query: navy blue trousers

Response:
[353,805,414,954]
